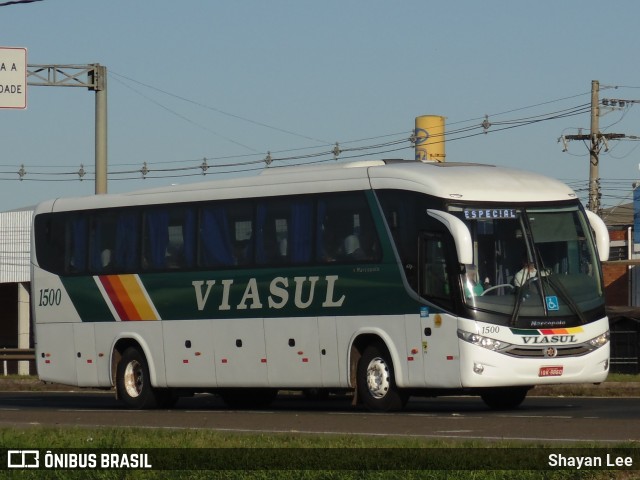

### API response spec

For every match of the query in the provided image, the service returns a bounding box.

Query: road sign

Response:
[0,47,27,109]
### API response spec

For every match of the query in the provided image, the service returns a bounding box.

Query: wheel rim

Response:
[123,360,144,398]
[366,356,390,399]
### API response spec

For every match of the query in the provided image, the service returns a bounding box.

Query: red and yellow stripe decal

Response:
[510,326,584,336]
[95,275,160,321]
[538,327,584,335]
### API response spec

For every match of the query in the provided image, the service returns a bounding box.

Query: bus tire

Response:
[480,386,529,410]
[116,347,158,409]
[357,343,408,412]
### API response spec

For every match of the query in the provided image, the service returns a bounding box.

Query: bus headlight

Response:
[457,330,512,352]
[587,331,610,349]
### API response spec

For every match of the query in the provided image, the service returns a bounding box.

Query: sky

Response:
[1,0,640,212]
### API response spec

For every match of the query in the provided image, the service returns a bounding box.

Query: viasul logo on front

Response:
[511,327,584,345]
[522,335,578,345]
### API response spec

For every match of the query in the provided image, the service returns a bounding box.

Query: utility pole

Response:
[562,80,625,215]
[90,65,108,195]
[588,80,600,214]
[27,63,108,194]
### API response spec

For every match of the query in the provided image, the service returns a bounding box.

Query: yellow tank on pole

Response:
[414,115,445,162]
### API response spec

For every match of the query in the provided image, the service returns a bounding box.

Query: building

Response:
[601,202,634,306]
[600,202,640,373]
[0,208,33,375]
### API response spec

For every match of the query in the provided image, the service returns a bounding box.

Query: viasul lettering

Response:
[192,275,345,312]
[522,335,578,344]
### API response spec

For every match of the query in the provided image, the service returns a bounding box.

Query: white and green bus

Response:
[31,159,611,411]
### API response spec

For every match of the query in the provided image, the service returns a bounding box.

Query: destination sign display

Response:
[463,208,517,220]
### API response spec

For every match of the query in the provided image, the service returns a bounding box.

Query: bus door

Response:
[418,232,462,388]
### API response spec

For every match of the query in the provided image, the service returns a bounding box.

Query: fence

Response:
[0,348,35,376]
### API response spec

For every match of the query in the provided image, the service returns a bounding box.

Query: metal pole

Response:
[94,64,108,194]
[588,80,600,214]
[17,282,30,375]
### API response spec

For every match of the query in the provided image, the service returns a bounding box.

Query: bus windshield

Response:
[450,204,604,325]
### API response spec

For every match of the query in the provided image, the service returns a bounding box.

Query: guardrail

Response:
[0,348,35,362]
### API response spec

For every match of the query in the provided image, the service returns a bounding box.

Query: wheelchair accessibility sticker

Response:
[546,296,559,311]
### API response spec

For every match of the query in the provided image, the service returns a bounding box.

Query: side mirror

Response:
[426,209,473,265]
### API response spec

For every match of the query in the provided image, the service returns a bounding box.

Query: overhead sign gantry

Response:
[1,48,108,194]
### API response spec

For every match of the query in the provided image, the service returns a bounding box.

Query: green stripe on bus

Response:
[61,277,116,322]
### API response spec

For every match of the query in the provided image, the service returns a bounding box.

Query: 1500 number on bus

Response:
[38,288,62,307]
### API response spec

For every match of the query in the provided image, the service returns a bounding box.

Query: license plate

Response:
[539,366,563,377]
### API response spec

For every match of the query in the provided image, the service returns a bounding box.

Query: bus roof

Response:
[36,160,577,213]
[368,160,577,202]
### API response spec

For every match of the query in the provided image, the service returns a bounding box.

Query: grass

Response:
[605,373,640,382]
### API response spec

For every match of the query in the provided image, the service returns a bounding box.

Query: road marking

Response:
[496,415,572,419]
[435,430,474,433]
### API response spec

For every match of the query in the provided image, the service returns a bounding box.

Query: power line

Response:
[110,70,330,145]
[5,71,613,184]
[110,71,596,152]
[1,100,599,182]
[0,0,43,6]
[110,75,260,153]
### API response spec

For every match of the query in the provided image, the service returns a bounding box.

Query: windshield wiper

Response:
[509,284,525,326]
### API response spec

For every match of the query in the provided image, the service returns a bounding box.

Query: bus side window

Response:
[167,208,196,269]
[420,233,453,309]
[255,199,289,265]
[66,215,88,274]
[317,192,380,263]
[376,189,419,282]
[89,212,121,273]
[113,211,140,271]
[199,201,252,268]
[200,205,234,267]
[143,207,196,271]
[234,217,253,266]
[143,210,169,270]
[34,214,66,274]
[290,199,313,264]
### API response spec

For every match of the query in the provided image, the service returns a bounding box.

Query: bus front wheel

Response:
[357,343,408,412]
[116,347,158,409]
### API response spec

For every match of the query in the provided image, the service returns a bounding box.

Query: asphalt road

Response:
[0,391,638,443]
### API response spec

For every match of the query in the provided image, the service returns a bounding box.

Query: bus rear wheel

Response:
[357,343,408,412]
[116,347,159,409]
[480,386,529,410]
